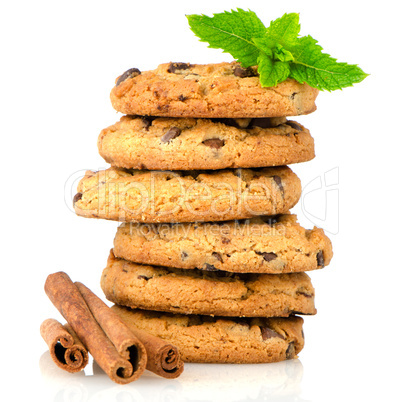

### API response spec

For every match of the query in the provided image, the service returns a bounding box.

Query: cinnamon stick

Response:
[44,271,146,384]
[127,325,184,378]
[74,281,147,372]
[40,318,88,373]
[75,282,183,378]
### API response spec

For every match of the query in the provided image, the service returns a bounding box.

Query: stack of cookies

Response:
[74,62,333,364]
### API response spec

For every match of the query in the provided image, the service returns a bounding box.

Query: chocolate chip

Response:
[263,252,277,262]
[272,175,284,193]
[296,291,313,298]
[142,116,155,131]
[286,342,295,359]
[137,275,149,280]
[316,250,325,267]
[167,62,192,73]
[286,121,303,131]
[250,118,275,129]
[157,104,169,111]
[204,263,218,271]
[161,127,181,143]
[73,193,82,204]
[256,251,278,262]
[181,251,189,261]
[260,327,284,341]
[233,65,257,78]
[221,237,231,244]
[116,68,141,86]
[212,252,223,263]
[202,138,225,149]
[178,94,187,101]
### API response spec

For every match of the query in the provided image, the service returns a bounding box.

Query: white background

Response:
[1,1,401,401]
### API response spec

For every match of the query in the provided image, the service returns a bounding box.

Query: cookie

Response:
[110,62,318,118]
[101,250,316,317]
[112,306,304,364]
[113,214,333,274]
[98,115,315,170]
[74,166,301,223]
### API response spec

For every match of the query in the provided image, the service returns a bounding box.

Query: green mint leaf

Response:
[187,8,266,67]
[252,39,293,86]
[266,12,300,46]
[187,9,368,90]
[252,13,299,55]
[252,37,275,58]
[257,52,290,87]
[274,44,294,62]
[289,35,369,91]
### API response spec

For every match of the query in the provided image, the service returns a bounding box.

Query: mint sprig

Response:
[187,10,368,90]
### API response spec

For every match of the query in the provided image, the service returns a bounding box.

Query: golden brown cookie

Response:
[98,115,315,170]
[112,306,304,364]
[101,250,317,317]
[110,62,318,118]
[74,166,301,223]
[113,214,332,273]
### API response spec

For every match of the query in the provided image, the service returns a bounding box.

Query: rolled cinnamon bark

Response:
[44,271,145,384]
[75,282,183,378]
[75,282,147,374]
[128,325,184,378]
[40,318,88,373]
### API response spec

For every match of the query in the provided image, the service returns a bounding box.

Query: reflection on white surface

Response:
[40,351,309,402]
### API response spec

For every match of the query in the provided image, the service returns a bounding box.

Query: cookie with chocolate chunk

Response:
[98,115,315,170]
[101,250,317,317]
[112,306,305,363]
[110,61,318,118]
[113,214,333,274]
[74,166,301,223]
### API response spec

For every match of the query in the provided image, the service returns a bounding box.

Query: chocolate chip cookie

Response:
[112,306,304,363]
[74,166,301,223]
[98,115,315,170]
[110,62,319,118]
[113,214,332,273]
[102,250,316,317]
